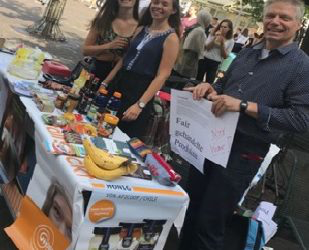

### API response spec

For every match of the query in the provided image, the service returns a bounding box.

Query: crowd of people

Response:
[82,0,309,249]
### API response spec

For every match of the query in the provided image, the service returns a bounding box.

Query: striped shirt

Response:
[214,42,309,144]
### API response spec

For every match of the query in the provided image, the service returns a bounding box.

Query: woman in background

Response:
[82,0,139,81]
[232,27,249,53]
[181,4,198,33]
[103,0,181,139]
[196,19,234,84]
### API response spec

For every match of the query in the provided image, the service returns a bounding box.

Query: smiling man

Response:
[179,0,309,250]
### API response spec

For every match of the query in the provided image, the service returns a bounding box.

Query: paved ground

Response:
[0,0,96,68]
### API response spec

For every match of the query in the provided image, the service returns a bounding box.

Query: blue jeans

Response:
[179,132,269,250]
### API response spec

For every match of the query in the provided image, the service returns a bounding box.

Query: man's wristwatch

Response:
[137,100,146,109]
[239,100,248,113]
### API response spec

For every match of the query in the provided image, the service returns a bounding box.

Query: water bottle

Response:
[105,92,122,116]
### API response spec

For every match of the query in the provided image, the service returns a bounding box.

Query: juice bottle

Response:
[95,88,109,113]
[105,92,122,116]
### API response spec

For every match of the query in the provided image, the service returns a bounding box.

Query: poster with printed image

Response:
[75,191,178,250]
[0,94,27,183]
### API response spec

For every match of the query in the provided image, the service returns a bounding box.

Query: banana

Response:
[84,155,138,180]
[83,139,130,170]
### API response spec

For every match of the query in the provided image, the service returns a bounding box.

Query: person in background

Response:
[179,0,309,249]
[254,32,264,45]
[205,17,218,36]
[174,9,212,79]
[102,0,180,139]
[196,19,234,83]
[82,0,139,81]
[181,4,198,34]
[232,27,249,53]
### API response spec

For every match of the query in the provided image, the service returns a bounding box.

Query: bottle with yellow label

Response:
[72,68,90,94]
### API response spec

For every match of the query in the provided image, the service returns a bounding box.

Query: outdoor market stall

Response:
[0,49,188,250]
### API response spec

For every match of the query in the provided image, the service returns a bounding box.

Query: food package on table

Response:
[42,60,71,78]
[33,93,55,113]
[63,113,83,123]
[7,47,45,80]
[145,153,181,186]
[64,131,83,144]
[128,137,152,161]
[83,139,138,180]
[41,114,67,127]
[45,140,85,157]
[69,122,97,137]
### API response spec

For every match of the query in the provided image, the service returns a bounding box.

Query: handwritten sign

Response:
[170,90,239,172]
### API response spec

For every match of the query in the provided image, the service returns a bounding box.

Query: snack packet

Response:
[145,153,181,186]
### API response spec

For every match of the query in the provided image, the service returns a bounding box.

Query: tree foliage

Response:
[243,0,264,22]
[243,0,309,22]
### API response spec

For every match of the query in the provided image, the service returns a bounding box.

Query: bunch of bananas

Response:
[83,139,138,180]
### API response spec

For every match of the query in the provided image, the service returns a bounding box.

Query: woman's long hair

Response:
[91,0,140,35]
[139,0,181,38]
[212,19,234,40]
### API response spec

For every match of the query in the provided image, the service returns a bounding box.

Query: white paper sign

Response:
[170,89,239,172]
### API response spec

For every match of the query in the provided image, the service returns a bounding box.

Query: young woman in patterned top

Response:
[102,0,181,139]
[82,0,140,81]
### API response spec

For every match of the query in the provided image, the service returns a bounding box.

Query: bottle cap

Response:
[104,114,119,125]
[113,92,122,99]
[99,88,108,95]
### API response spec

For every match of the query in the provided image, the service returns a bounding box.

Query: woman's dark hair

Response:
[212,19,234,40]
[242,28,249,37]
[139,0,181,38]
[91,0,140,35]
[42,180,72,217]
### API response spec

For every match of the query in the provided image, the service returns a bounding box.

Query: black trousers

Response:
[196,57,220,84]
[178,133,269,250]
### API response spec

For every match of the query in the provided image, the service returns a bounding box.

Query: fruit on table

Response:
[83,139,129,170]
[84,155,138,181]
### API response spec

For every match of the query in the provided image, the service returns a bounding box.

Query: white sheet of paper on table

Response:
[170,89,239,172]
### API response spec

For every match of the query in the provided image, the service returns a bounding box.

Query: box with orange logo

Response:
[5,196,70,250]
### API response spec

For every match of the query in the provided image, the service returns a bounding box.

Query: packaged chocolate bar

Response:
[64,131,83,144]
[127,137,152,161]
[42,114,67,127]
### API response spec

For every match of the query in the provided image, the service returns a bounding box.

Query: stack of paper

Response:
[253,202,278,243]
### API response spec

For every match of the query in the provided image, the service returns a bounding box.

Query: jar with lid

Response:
[87,104,98,123]
[98,113,119,138]
[54,93,67,110]
[63,93,80,113]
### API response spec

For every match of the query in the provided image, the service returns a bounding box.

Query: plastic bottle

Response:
[105,92,122,116]
[95,88,109,113]
[72,68,89,94]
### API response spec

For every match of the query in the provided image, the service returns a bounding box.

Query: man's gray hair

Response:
[196,9,212,29]
[264,0,305,21]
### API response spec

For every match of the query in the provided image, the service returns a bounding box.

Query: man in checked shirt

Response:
[178,0,309,249]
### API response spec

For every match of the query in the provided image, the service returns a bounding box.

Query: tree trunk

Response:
[301,27,309,55]
[27,0,68,41]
